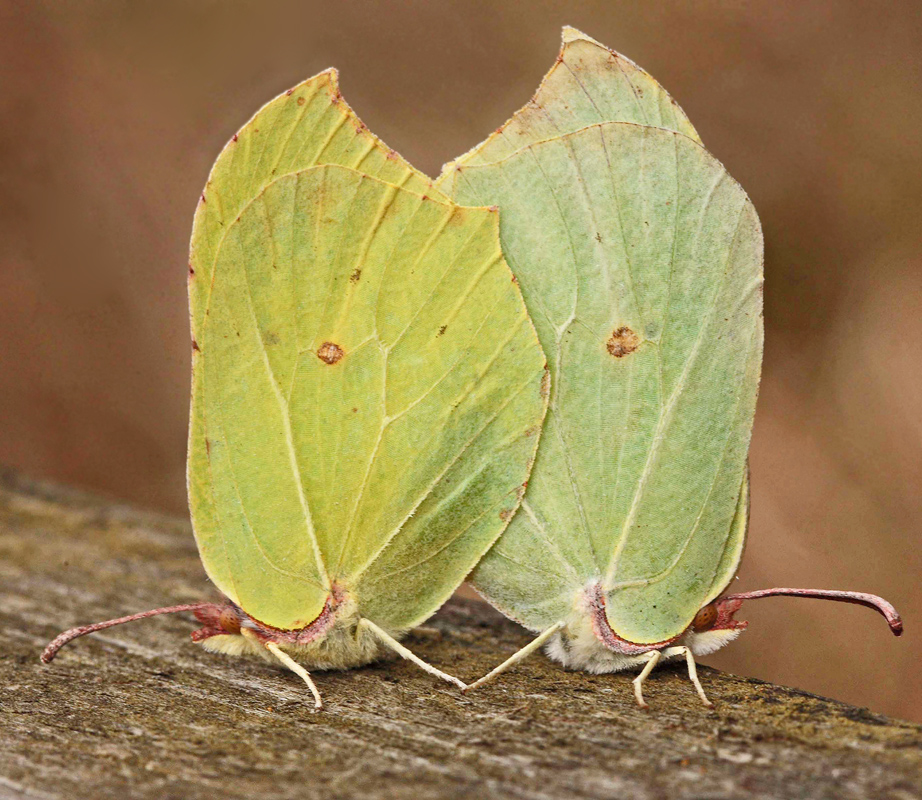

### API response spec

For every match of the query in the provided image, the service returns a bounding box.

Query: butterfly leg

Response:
[464,621,566,693]
[359,618,468,691]
[265,642,324,710]
[632,650,662,709]
[660,645,713,707]
[241,628,323,710]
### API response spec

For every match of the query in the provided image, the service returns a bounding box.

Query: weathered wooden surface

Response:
[1,470,920,800]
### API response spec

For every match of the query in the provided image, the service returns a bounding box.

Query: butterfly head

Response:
[690,597,748,634]
[689,587,902,639]
[676,598,749,657]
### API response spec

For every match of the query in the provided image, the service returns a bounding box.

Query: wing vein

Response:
[603,199,748,584]
[350,346,536,579]
[605,319,758,592]
[236,196,330,586]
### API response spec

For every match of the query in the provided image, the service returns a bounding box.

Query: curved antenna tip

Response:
[722,588,903,636]
[40,603,215,663]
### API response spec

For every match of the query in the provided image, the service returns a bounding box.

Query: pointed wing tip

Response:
[561,26,603,48]
[561,25,586,42]
[285,67,339,96]
[282,67,340,103]
[314,67,340,96]
[559,27,640,69]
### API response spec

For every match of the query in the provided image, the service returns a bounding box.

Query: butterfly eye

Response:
[219,608,241,635]
[691,603,719,632]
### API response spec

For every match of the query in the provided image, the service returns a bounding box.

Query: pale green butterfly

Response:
[437,28,902,707]
[41,70,549,708]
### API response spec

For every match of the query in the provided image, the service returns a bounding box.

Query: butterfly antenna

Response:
[41,603,217,663]
[722,588,903,635]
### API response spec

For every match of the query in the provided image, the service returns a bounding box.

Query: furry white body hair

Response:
[197,593,395,671]
[544,599,743,674]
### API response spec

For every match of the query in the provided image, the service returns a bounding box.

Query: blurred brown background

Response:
[2,1,919,720]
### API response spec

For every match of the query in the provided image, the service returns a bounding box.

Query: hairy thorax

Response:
[192,590,388,671]
[544,582,744,674]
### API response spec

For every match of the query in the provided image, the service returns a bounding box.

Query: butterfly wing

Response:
[195,161,546,630]
[445,122,762,643]
[190,72,546,631]
[189,71,444,627]
[437,28,758,641]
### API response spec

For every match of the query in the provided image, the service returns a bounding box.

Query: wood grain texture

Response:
[1,470,920,800]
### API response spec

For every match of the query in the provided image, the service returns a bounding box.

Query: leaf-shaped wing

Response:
[195,164,547,631]
[189,71,442,630]
[449,123,762,643]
